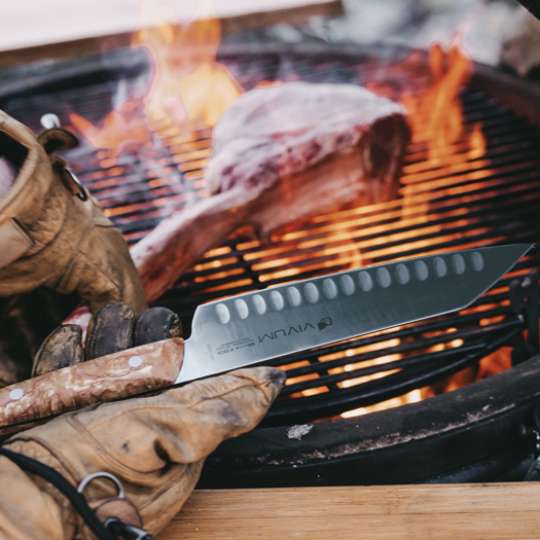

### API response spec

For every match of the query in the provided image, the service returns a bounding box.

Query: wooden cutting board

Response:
[160,484,540,540]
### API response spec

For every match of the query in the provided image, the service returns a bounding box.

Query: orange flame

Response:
[69,13,242,155]
[402,43,475,164]
[135,17,242,126]
[70,27,503,416]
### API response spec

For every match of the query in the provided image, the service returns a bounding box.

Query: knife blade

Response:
[0,243,532,432]
[178,243,533,383]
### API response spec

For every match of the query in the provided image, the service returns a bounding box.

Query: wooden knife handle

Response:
[0,338,184,434]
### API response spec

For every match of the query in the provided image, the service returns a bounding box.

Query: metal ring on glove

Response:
[77,471,125,499]
[64,167,89,201]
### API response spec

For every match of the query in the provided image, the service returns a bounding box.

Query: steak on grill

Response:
[132,82,410,301]
[206,82,409,197]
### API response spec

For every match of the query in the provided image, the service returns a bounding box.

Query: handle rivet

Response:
[128,356,143,368]
[9,388,24,400]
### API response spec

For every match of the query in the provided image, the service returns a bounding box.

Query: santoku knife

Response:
[0,243,532,432]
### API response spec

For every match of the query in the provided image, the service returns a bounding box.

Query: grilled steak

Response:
[72,83,410,317]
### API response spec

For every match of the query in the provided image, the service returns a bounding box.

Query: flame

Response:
[69,101,153,154]
[330,43,496,418]
[68,10,242,155]
[401,43,476,165]
[134,17,242,126]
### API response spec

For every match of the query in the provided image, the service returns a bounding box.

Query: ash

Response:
[287,424,314,440]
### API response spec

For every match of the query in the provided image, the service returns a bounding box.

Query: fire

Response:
[328,43,496,418]
[401,42,482,165]
[69,10,242,156]
[70,100,153,155]
[134,17,242,126]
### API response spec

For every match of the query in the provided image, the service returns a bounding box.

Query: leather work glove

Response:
[0,111,144,312]
[0,303,285,539]
[0,110,145,386]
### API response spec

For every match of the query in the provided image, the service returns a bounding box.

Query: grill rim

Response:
[201,351,540,487]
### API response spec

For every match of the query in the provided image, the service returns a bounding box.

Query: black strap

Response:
[0,447,114,540]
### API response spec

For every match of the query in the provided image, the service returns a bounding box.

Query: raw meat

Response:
[132,82,410,301]
[206,82,408,195]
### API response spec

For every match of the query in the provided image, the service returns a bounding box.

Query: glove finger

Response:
[57,366,285,474]
[4,367,285,536]
[133,307,182,346]
[85,302,135,360]
[158,367,286,462]
[139,367,285,534]
[32,324,84,377]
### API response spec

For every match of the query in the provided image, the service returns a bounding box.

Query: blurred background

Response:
[0,0,538,77]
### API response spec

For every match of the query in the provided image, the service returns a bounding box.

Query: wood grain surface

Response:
[160,484,540,540]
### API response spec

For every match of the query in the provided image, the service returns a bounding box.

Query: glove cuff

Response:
[3,439,144,540]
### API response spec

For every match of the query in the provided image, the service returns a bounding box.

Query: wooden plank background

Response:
[0,0,341,51]
[160,484,540,540]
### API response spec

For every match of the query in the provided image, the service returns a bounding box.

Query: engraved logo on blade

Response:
[214,317,334,356]
[317,317,333,330]
[258,317,334,343]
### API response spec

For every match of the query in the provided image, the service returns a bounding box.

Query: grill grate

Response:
[2,45,539,425]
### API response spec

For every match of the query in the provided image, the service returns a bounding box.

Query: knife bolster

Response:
[0,337,184,433]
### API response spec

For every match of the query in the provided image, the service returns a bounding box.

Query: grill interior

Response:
[2,43,539,426]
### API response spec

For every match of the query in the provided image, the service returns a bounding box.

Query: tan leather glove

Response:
[0,303,285,539]
[0,110,145,314]
[1,367,283,540]
[0,110,145,385]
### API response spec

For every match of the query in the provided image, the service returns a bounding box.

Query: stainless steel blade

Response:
[178,243,533,383]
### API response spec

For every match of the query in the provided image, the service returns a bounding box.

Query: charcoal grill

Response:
[1,41,540,485]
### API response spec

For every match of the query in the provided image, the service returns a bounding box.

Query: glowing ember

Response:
[341,389,422,418]
[68,11,242,155]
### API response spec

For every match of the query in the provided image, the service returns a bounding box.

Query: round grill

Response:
[2,42,539,426]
